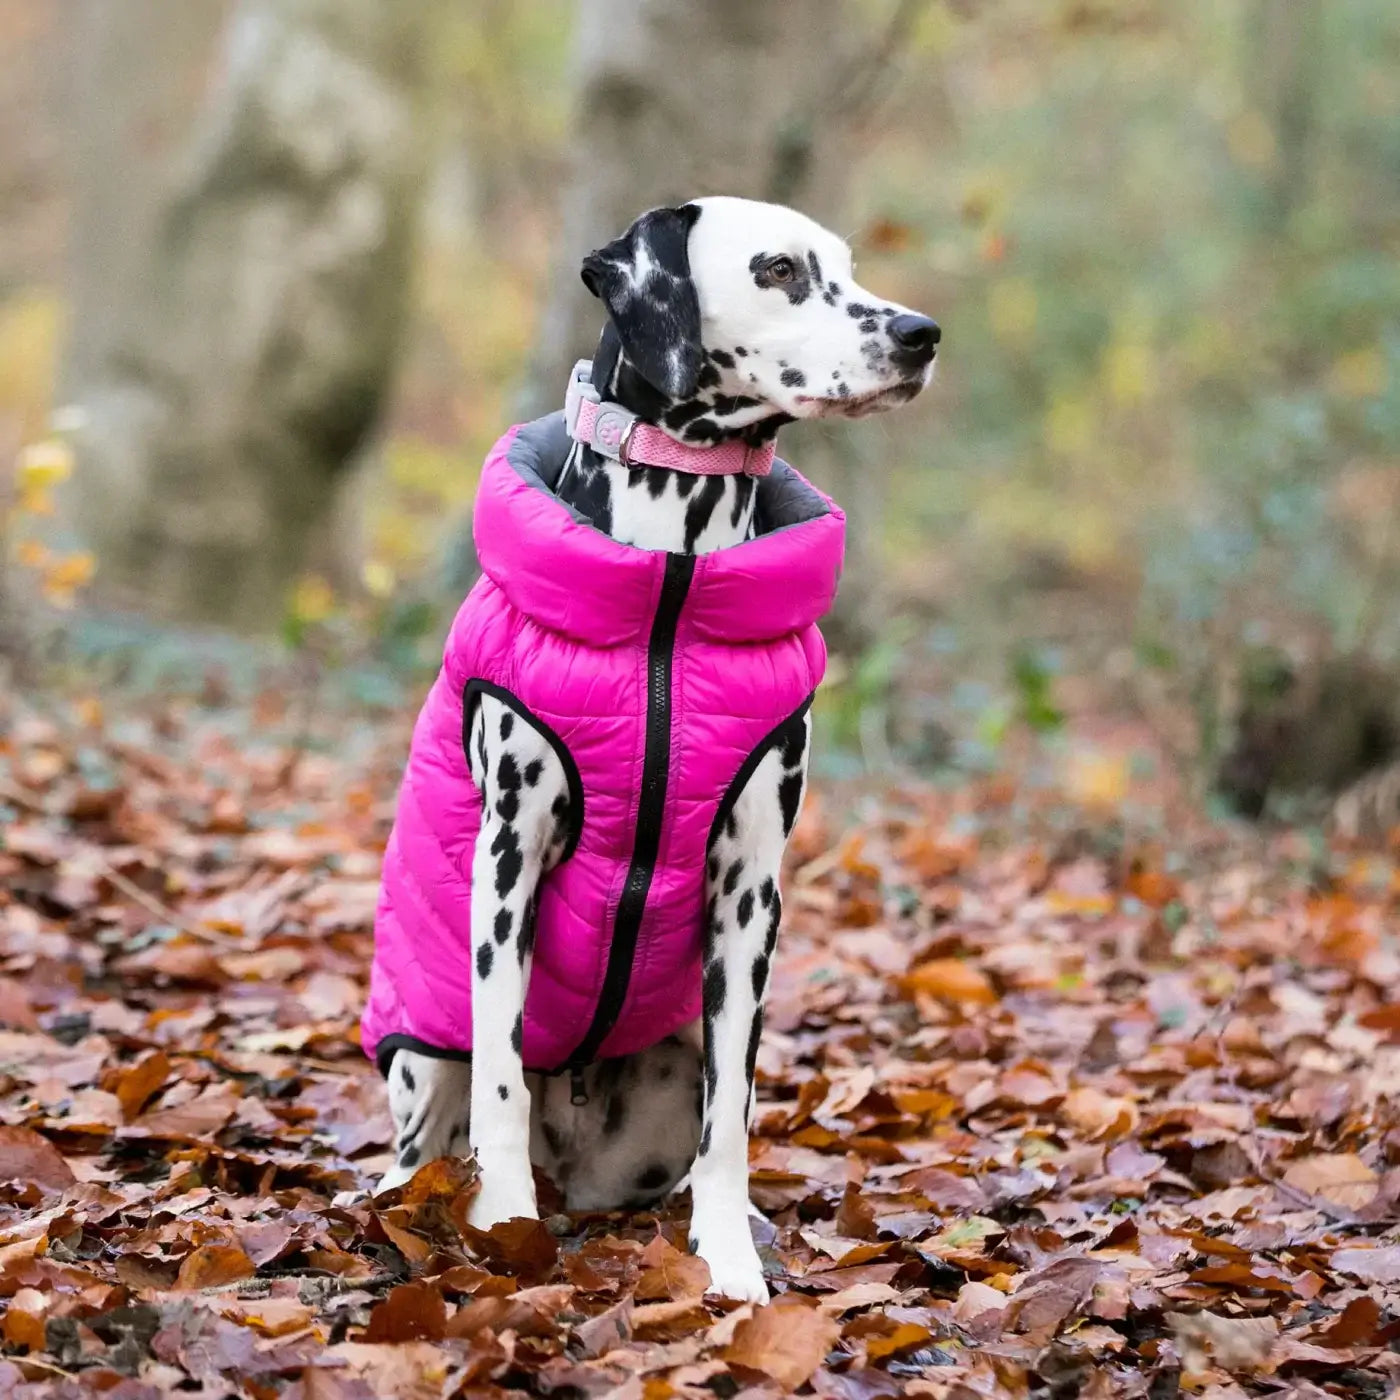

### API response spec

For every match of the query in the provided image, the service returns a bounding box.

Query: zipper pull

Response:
[570,1066,589,1106]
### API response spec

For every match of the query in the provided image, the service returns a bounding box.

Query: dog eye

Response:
[767,256,798,283]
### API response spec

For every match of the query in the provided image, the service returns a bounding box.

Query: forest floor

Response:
[2,684,1400,1400]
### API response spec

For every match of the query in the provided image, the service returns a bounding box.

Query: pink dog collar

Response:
[564,360,774,477]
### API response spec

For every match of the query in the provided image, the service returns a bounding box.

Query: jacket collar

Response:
[473,415,845,648]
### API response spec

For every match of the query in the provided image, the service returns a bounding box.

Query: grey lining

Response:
[504,412,831,541]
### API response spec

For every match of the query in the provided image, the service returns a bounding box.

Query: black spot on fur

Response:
[710,348,736,369]
[685,417,723,444]
[567,456,613,534]
[707,855,720,882]
[675,473,696,498]
[778,772,803,836]
[847,301,876,318]
[697,1123,712,1158]
[737,888,755,928]
[663,398,710,431]
[860,317,879,334]
[641,466,670,499]
[476,941,493,980]
[703,960,727,1019]
[511,1013,523,1054]
[711,393,762,417]
[734,345,748,356]
[807,251,823,285]
[499,712,514,741]
[497,1084,509,1101]
[550,792,570,846]
[780,368,806,388]
[751,952,769,1001]
[837,381,850,398]
[635,1163,671,1193]
[702,1023,719,1108]
[759,877,776,909]
[524,759,542,787]
[730,474,754,529]
[399,1144,421,1169]
[724,810,738,841]
[518,893,538,967]
[745,1006,764,1097]
[495,909,512,945]
[696,360,722,391]
[780,720,806,770]
[723,859,744,895]
[496,788,519,822]
[400,1062,416,1092]
[684,475,726,551]
[490,821,522,897]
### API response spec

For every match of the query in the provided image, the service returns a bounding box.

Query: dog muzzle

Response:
[564,361,774,477]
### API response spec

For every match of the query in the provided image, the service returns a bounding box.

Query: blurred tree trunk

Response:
[508,0,929,651]
[60,0,436,631]
[1245,0,1322,232]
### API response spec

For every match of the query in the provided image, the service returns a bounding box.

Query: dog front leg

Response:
[465,694,570,1228]
[689,713,810,1302]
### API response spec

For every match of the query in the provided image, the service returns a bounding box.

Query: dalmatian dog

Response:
[381,197,938,1301]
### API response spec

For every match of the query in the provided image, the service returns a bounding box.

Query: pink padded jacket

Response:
[360,414,845,1075]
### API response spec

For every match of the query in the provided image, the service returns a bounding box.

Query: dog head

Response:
[582,196,938,442]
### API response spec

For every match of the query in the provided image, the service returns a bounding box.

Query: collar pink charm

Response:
[564,360,775,477]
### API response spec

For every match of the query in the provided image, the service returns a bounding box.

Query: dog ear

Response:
[581,204,703,399]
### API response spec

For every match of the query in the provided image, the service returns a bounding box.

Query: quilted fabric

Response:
[360,413,845,1073]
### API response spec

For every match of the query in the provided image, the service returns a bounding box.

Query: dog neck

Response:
[554,327,790,555]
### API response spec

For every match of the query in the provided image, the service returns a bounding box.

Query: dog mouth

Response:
[794,377,928,420]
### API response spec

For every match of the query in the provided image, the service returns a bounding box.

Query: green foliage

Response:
[1010,645,1065,735]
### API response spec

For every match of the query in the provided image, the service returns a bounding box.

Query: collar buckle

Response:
[563,359,597,441]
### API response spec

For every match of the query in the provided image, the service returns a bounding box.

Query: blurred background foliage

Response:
[1,0,1398,805]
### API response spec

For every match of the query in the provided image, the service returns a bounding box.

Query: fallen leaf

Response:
[0,1288,47,1350]
[900,957,997,1004]
[635,1234,711,1300]
[109,1049,173,1120]
[0,1126,75,1192]
[1169,1311,1278,1376]
[1061,1086,1139,1139]
[1330,1245,1400,1284]
[363,1281,448,1344]
[1283,1153,1378,1210]
[1313,1294,1381,1347]
[176,1244,256,1290]
[724,1300,841,1389]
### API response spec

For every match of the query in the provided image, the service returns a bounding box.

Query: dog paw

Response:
[694,1232,772,1304]
[375,1162,418,1194]
[467,1177,539,1230]
[697,1238,769,1303]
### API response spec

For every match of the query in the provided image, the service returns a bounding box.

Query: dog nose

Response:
[888,314,941,365]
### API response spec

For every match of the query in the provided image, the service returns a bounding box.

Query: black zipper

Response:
[563,551,695,1079]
